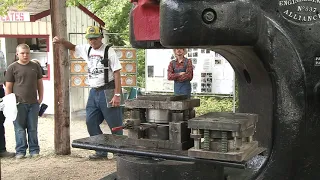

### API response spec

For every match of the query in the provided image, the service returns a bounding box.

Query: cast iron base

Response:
[115,155,224,180]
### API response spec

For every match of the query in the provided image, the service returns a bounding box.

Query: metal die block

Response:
[189,109,196,119]
[169,99,200,110]
[125,99,200,110]
[169,122,190,143]
[171,111,184,122]
[129,109,141,119]
[201,112,258,123]
[139,109,147,123]
[146,109,171,123]
[183,109,196,120]
[125,119,141,126]
[210,131,233,139]
[136,95,188,101]
[131,138,192,150]
[209,139,243,152]
[210,129,254,139]
[188,112,258,133]
[133,138,158,148]
[188,141,260,162]
[157,139,166,149]
[231,125,255,138]
[183,109,190,120]
[145,126,169,140]
[128,129,143,139]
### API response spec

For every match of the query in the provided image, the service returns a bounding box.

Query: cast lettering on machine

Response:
[279,0,320,23]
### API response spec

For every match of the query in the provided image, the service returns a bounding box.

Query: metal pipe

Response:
[72,142,246,169]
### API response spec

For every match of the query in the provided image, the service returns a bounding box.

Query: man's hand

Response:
[179,72,186,76]
[52,36,76,51]
[109,95,121,107]
[38,98,43,104]
[52,36,63,44]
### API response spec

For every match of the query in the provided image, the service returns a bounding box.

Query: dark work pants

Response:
[0,85,6,152]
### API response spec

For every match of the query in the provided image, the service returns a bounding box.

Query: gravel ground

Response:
[1,111,118,180]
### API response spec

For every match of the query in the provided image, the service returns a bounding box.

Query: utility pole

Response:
[50,0,70,155]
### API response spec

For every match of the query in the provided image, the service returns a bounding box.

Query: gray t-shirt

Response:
[5,61,43,103]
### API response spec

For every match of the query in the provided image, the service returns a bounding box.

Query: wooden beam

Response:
[30,10,50,22]
[50,0,70,155]
[77,4,105,27]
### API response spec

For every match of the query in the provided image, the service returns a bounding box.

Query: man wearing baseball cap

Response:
[53,26,123,160]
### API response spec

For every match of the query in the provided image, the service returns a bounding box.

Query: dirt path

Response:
[1,112,117,180]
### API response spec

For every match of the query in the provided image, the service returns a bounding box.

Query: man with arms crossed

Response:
[53,26,123,159]
[5,44,44,159]
[167,48,193,98]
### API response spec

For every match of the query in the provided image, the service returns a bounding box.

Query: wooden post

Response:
[50,0,71,155]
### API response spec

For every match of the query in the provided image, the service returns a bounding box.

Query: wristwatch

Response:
[114,93,121,97]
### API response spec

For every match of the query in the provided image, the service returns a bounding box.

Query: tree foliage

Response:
[0,0,30,16]
[72,0,145,87]
[195,96,234,116]
[68,0,131,46]
[0,0,146,87]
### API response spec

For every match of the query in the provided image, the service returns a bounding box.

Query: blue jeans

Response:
[86,88,123,155]
[14,103,40,155]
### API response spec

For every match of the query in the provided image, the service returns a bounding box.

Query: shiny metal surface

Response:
[146,109,171,123]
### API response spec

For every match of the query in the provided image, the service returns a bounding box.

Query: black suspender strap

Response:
[87,46,92,58]
[87,44,112,84]
[101,45,111,84]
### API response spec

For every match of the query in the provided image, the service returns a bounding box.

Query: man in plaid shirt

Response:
[167,49,193,98]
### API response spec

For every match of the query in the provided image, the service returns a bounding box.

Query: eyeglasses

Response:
[88,38,98,40]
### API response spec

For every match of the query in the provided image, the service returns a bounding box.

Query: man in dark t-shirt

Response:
[5,44,43,159]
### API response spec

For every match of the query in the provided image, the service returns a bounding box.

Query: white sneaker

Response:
[15,154,25,159]
[30,153,39,158]
[107,152,114,160]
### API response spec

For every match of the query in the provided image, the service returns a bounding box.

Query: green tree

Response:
[0,0,30,16]
[68,0,131,46]
[73,0,145,87]
[1,0,145,87]
[136,49,145,87]
[0,0,131,45]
